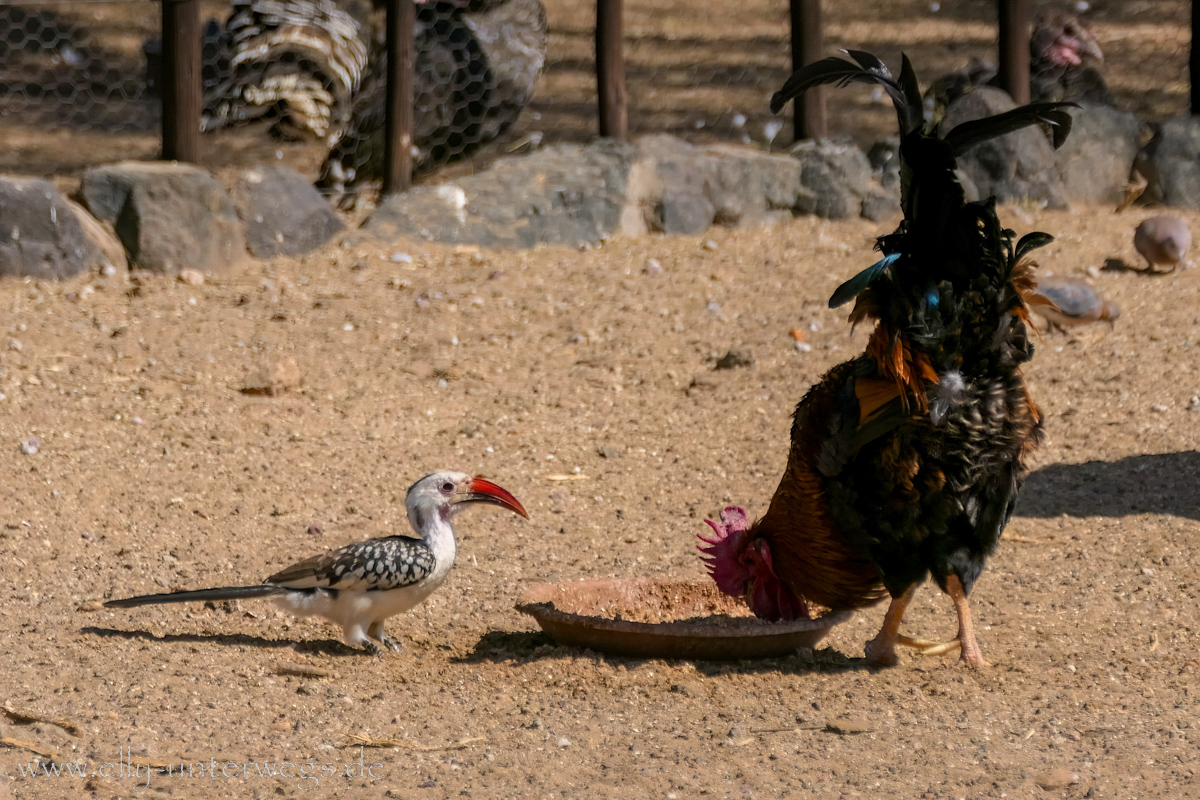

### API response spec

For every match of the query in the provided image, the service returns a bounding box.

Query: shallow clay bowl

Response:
[515,578,853,661]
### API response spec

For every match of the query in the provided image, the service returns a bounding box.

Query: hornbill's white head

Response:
[405,471,528,534]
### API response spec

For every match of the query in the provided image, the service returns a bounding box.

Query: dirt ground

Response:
[0,199,1197,799]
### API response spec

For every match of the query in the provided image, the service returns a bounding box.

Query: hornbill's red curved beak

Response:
[455,477,529,519]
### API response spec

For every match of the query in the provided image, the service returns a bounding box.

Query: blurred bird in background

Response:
[194,0,546,200]
[1027,279,1120,331]
[929,11,1111,110]
[1134,215,1192,273]
[317,0,547,205]
[700,51,1075,668]
[200,0,374,142]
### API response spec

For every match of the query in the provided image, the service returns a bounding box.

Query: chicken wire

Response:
[0,0,1192,183]
[557,0,1190,152]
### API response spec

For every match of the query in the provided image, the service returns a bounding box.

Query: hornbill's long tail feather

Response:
[104,585,288,608]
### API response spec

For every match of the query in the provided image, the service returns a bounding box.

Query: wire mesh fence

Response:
[0,0,1192,189]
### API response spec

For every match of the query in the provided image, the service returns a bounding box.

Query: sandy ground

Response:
[0,199,1197,799]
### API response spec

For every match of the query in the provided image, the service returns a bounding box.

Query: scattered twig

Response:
[2,705,82,736]
[274,663,335,679]
[544,474,588,482]
[1003,534,1051,544]
[0,736,57,760]
[344,733,486,751]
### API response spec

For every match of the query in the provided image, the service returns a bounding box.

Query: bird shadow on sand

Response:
[1017,450,1200,521]
[455,630,871,674]
[80,626,361,658]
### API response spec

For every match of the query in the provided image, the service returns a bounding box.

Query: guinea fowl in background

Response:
[700,51,1075,668]
[201,0,374,143]
[316,0,547,206]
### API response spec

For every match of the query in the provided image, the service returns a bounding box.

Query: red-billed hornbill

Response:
[105,471,527,655]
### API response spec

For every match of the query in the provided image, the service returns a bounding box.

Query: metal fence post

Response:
[161,0,201,162]
[1192,0,1200,113]
[383,0,416,195]
[789,0,825,140]
[596,0,627,139]
[998,0,1031,105]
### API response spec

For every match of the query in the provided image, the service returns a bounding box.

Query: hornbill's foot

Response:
[363,640,387,657]
[377,634,404,653]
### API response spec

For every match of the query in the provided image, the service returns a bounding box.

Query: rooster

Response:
[699,51,1075,668]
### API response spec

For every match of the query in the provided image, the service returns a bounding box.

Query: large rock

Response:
[941,87,1069,209]
[361,135,896,248]
[792,139,894,221]
[363,140,658,248]
[1136,115,1200,208]
[230,164,344,257]
[0,177,102,278]
[1055,103,1141,205]
[78,161,247,273]
[635,136,801,233]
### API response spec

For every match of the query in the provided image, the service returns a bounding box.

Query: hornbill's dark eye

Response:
[441,482,455,494]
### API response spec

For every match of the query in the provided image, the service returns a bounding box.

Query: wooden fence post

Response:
[383,0,416,195]
[788,0,825,140]
[998,0,1031,105]
[161,0,200,162]
[596,0,627,139]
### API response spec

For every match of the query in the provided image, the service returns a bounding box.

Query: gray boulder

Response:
[78,161,247,273]
[0,177,102,278]
[941,87,1069,209]
[635,136,801,233]
[363,140,658,248]
[231,164,344,257]
[1136,115,1200,208]
[791,139,895,221]
[1055,103,1141,205]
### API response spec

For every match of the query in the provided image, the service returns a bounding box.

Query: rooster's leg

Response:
[863,584,918,667]
[892,575,988,665]
[946,574,989,667]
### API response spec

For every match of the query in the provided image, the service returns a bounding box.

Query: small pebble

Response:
[794,341,813,353]
[557,737,570,748]
[1150,403,1168,413]
[702,240,719,251]
[178,269,204,286]
[7,338,21,352]
[20,437,40,455]
[642,258,663,275]
[307,524,323,536]
[390,252,413,263]
[1187,396,1200,411]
